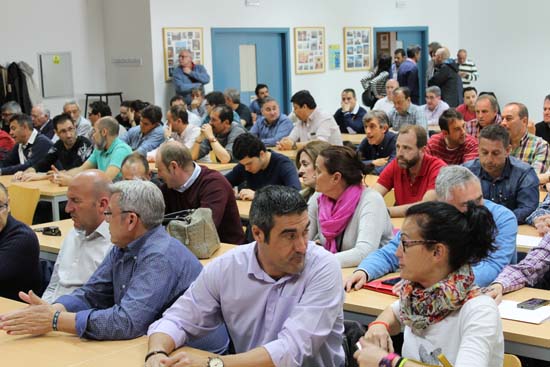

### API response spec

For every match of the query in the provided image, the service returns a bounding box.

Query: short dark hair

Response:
[141,105,163,124]
[319,146,368,186]
[255,84,268,96]
[407,45,421,58]
[290,90,316,109]
[394,48,406,58]
[544,94,550,103]
[463,86,477,96]
[428,42,442,55]
[399,124,428,148]
[405,201,496,271]
[505,102,529,120]
[130,99,150,112]
[394,86,411,100]
[9,113,33,129]
[169,105,189,124]
[121,152,149,176]
[438,108,464,132]
[89,101,112,117]
[363,110,390,129]
[205,91,226,107]
[477,93,500,113]
[170,95,186,106]
[191,87,203,97]
[212,105,233,124]
[233,133,266,160]
[250,185,306,243]
[342,88,356,98]
[259,96,277,109]
[479,123,510,147]
[52,113,74,131]
[120,100,132,108]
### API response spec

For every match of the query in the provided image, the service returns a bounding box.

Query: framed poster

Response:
[294,27,325,74]
[162,27,203,81]
[343,27,372,72]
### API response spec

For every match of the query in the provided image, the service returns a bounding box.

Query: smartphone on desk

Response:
[517,298,550,310]
[381,277,401,286]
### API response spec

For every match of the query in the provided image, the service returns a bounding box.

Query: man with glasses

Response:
[345,165,517,289]
[0,180,229,350]
[0,183,42,301]
[13,114,93,182]
[173,49,210,105]
[1,101,21,133]
[63,100,92,138]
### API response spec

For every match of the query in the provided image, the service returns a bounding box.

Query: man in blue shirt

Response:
[249,97,293,147]
[121,104,165,155]
[225,133,301,200]
[249,83,269,122]
[333,88,367,134]
[397,45,421,104]
[173,49,210,105]
[345,165,517,290]
[357,110,396,175]
[0,180,228,351]
[463,124,539,224]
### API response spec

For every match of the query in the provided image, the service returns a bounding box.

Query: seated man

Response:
[1,101,21,133]
[146,186,344,367]
[463,124,539,224]
[201,91,240,125]
[115,100,132,129]
[373,125,446,217]
[54,117,132,184]
[249,83,269,122]
[249,96,293,147]
[169,95,202,127]
[0,183,41,300]
[0,180,229,350]
[225,134,301,200]
[372,79,399,114]
[121,104,165,155]
[456,86,477,123]
[425,108,478,165]
[120,152,152,181]
[0,114,52,175]
[189,87,208,120]
[333,88,367,134]
[422,86,449,130]
[88,101,127,137]
[387,87,427,132]
[466,94,502,139]
[13,114,93,181]
[536,94,550,144]
[345,165,517,289]
[31,103,55,140]
[191,105,247,164]
[157,141,244,244]
[278,90,343,150]
[42,171,113,303]
[224,88,253,129]
[63,100,92,138]
[357,110,396,175]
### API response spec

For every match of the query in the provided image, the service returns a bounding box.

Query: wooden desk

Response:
[149,162,236,173]
[200,243,236,266]
[342,133,365,145]
[273,148,297,161]
[31,219,73,257]
[237,199,252,220]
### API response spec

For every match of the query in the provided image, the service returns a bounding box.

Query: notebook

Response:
[364,276,401,295]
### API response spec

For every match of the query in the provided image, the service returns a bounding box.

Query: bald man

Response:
[120,152,151,181]
[42,170,113,303]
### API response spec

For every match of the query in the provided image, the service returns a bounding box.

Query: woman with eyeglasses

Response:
[308,145,393,268]
[355,201,504,367]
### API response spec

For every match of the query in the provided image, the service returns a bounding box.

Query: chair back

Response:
[503,354,522,367]
[8,185,41,225]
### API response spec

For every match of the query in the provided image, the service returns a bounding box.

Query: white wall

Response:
[0,0,106,115]
[149,0,460,112]
[459,0,549,119]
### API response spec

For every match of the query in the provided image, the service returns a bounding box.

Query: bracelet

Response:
[209,137,218,144]
[378,352,399,367]
[369,320,390,332]
[397,357,408,367]
[144,350,169,362]
[52,310,61,331]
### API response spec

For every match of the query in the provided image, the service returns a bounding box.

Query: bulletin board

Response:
[294,27,325,74]
[162,27,204,81]
[343,27,372,72]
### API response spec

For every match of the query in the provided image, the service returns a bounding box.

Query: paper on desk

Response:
[499,300,550,324]
[516,234,542,249]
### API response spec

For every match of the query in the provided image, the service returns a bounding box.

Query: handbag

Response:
[361,85,377,109]
[163,208,220,259]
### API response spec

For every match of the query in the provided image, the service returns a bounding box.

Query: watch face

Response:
[208,357,224,367]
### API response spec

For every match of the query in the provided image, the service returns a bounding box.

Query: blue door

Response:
[211,28,291,114]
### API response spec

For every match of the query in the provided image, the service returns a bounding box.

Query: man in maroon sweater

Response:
[155,141,244,244]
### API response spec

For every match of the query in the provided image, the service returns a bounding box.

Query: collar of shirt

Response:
[261,115,280,128]
[346,103,360,115]
[248,242,298,284]
[519,131,530,147]
[306,107,321,125]
[175,162,201,193]
[479,157,512,182]
[119,225,162,256]
[76,220,111,241]
[101,137,120,155]
[23,129,38,148]
[40,120,51,132]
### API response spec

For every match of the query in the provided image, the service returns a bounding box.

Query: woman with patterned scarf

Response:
[355,201,504,367]
[307,145,393,268]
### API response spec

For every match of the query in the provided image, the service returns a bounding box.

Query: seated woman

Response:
[295,140,331,203]
[308,146,393,268]
[355,201,503,367]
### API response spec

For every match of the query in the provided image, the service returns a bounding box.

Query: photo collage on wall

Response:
[162,27,203,81]
[344,27,372,72]
[294,27,325,74]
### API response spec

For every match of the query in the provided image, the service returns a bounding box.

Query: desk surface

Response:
[31,219,73,254]
[342,133,365,145]
[237,199,252,220]
[0,175,67,197]
[273,148,297,160]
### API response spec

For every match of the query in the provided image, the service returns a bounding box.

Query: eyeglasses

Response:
[103,210,140,219]
[400,239,437,253]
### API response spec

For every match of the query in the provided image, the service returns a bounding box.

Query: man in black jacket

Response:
[428,47,463,107]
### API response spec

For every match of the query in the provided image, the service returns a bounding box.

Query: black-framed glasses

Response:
[400,239,437,253]
[104,210,140,219]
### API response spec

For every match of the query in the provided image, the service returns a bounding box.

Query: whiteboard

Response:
[39,52,74,98]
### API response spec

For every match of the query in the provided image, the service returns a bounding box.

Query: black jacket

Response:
[428,60,463,107]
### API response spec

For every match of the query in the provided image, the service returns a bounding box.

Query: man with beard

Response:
[373,124,447,217]
[51,117,132,185]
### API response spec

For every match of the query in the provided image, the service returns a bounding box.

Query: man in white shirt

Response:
[373,79,399,114]
[42,170,113,303]
[169,95,202,127]
[422,86,450,130]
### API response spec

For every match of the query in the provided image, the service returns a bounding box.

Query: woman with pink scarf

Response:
[308,146,393,268]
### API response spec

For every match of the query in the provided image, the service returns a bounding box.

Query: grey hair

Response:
[1,101,22,114]
[224,88,241,104]
[426,86,441,97]
[97,116,120,136]
[63,99,80,110]
[109,180,165,229]
[34,103,50,117]
[363,110,390,128]
[435,165,480,201]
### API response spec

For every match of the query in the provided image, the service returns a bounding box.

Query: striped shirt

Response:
[361,71,390,97]
[388,103,427,132]
[511,132,550,174]
[465,115,502,139]
[425,133,478,165]
[458,58,479,86]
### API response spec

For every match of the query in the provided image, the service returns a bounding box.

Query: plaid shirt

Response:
[494,233,550,293]
[526,192,550,224]
[511,132,550,174]
[465,114,502,138]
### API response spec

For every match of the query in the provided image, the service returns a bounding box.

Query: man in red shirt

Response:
[456,87,477,122]
[425,108,478,165]
[373,125,447,217]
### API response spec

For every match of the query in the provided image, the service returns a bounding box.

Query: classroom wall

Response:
[458,0,549,119]
[0,0,107,115]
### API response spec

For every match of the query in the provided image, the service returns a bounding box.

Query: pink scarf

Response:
[318,184,364,253]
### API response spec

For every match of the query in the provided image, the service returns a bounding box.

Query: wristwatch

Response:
[379,352,399,367]
[207,357,224,367]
